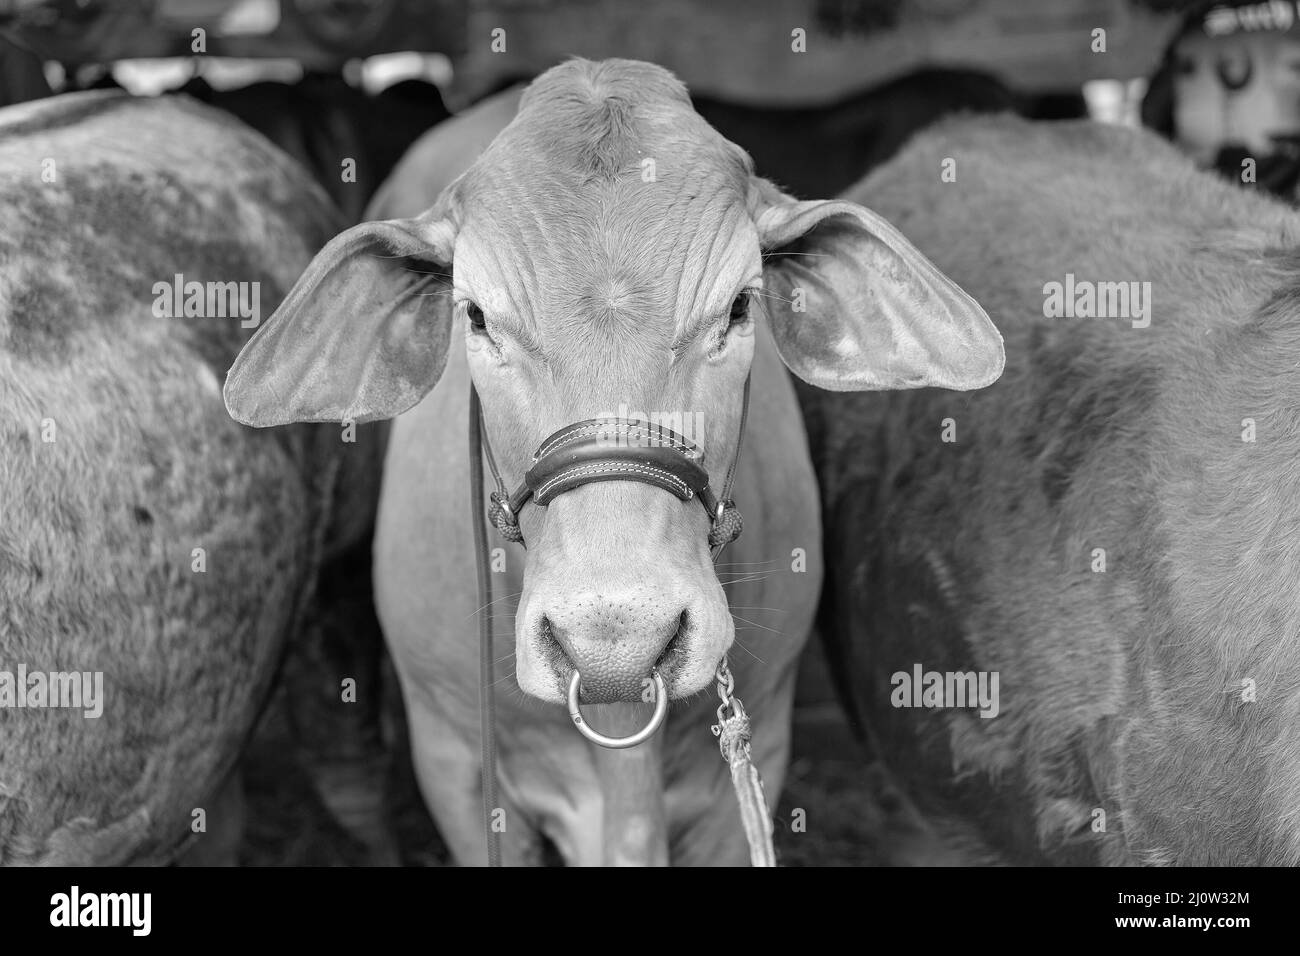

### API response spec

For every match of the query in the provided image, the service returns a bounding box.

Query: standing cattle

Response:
[224,58,1003,866]
[0,91,375,864]
[804,113,1300,865]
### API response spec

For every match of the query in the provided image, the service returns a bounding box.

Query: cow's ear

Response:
[224,216,455,427]
[754,181,1004,392]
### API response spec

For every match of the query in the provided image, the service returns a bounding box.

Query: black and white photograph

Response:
[0,0,1287,924]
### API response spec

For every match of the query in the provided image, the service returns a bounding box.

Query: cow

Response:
[223,58,1004,866]
[371,73,1023,725]
[0,91,382,865]
[801,112,1300,865]
[1142,0,1300,203]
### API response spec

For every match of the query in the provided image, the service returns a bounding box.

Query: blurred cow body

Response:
[177,73,451,223]
[693,68,1019,198]
[805,115,1300,865]
[0,91,374,864]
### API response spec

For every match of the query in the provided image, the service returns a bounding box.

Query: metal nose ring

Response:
[567,668,668,749]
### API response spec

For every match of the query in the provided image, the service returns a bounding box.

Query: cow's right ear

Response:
[224,216,455,427]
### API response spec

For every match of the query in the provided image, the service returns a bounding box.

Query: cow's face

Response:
[447,73,762,703]
[1172,29,1300,165]
[223,58,1004,706]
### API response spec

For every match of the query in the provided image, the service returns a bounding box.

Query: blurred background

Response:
[0,1,1193,123]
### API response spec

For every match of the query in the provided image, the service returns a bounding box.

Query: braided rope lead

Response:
[707,499,743,552]
[470,388,503,868]
[488,492,524,543]
[711,655,776,867]
[705,375,772,866]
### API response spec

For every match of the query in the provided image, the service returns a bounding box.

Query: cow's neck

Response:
[585,704,669,866]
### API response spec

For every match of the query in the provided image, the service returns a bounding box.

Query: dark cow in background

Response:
[176,72,451,223]
[693,67,1021,199]
[803,113,1300,865]
[0,60,450,864]
[0,35,51,108]
[0,91,384,864]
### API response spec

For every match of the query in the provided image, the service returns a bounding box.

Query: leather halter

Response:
[469,374,752,866]
[480,382,749,552]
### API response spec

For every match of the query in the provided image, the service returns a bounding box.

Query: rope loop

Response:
[708,499,743,550]
[713,707,753,763]
[488,492,524,543]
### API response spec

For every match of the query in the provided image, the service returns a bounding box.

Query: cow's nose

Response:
[1216,49,1252,91]
[536,592,689,703]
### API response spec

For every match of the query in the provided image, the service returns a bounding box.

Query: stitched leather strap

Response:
[477,376,750,551]
[520,418,717,516]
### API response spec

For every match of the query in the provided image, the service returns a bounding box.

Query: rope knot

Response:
[708,499,743,550]
[713,709,753,763]
[488,493,524,543]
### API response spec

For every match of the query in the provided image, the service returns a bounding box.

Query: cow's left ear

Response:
[754,181,1004,392]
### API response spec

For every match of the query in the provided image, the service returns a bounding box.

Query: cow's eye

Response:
[729,290,751,327]
[466,301,486,330]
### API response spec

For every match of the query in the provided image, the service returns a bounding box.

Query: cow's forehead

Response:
[459,164,753,267]
[448,62,760,351]
[454,59,754,240]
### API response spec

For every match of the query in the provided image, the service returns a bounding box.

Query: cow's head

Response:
[1146,3,1300,170]
[224,59,1003,705]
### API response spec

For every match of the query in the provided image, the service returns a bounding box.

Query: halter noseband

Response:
[475,375,750,557]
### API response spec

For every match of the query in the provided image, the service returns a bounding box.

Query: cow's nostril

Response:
[655,609,690,673]
[536,615,570,673]
[531,599,698,700]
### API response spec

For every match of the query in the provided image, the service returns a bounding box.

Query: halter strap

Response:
[479,375,750,555]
